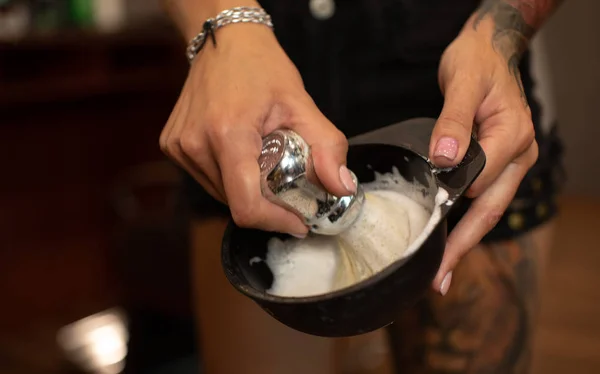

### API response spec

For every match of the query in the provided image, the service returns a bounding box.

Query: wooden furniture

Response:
[0,25,189,373]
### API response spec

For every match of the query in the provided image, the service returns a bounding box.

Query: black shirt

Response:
[184,0,564,241]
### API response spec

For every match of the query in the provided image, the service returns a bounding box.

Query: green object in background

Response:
[69,0,93,27]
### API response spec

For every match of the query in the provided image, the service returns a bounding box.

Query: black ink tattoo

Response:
[385,236,543,373]
[474,1,535,105]
[472,0,564,106]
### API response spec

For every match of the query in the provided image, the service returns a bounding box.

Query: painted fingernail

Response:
[440,271,453,296]
[434,137,458,161]
[339,165,357,194]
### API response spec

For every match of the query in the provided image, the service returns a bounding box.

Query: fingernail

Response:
[440,271,453,296]
[339,165,357,194]
[291,233,307,239]
[434,137,458,161]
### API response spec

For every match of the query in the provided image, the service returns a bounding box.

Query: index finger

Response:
[467,113,535,197]
[432,141,538,292]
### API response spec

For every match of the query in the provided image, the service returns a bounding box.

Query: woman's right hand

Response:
[160,24,354,238]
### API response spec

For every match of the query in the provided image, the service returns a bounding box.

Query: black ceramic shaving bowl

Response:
[220,118,486,337]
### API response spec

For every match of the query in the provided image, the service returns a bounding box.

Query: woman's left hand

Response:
[428,17,539,295]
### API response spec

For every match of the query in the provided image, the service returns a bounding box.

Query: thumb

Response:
[291,105,353,198]
[429,75,486,168]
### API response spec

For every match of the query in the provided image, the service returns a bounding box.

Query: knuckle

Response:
[524,130,536,148]
[179,132,205,157]
[465,183,483,199]
[482,208,504,230]
[159,131,182,157]
[438,112,472,133]
[521,120,536,145]
[159,123,176,155]
[159,132,169,154]
[167,136,182,154]
[231,204,259,228]
[205,119,231,146]
[526,140,539,166]
[331,128,348,147]
[517,119,536,158]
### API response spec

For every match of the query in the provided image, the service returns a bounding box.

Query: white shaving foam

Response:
[261,166,448,298]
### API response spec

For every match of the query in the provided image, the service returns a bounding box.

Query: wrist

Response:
[185,6,275,63]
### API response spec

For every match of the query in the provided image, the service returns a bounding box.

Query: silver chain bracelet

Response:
[186,7,274,63]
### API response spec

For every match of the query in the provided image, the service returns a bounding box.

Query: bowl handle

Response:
[348,117,486,212]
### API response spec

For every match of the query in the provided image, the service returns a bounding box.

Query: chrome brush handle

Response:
[259,129,364,236]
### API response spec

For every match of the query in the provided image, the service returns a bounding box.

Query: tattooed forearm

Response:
[472,0,564,103]
[386,234,545,373]
[481,0,563,29]
[474,0,563,56]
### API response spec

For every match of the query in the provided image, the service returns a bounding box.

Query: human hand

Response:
[428,18,539,294]
[160,25,354,237]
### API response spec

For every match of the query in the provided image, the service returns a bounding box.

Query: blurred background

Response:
[0,0,598,374]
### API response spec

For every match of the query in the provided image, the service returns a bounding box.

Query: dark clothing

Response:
[184,0,564,241]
